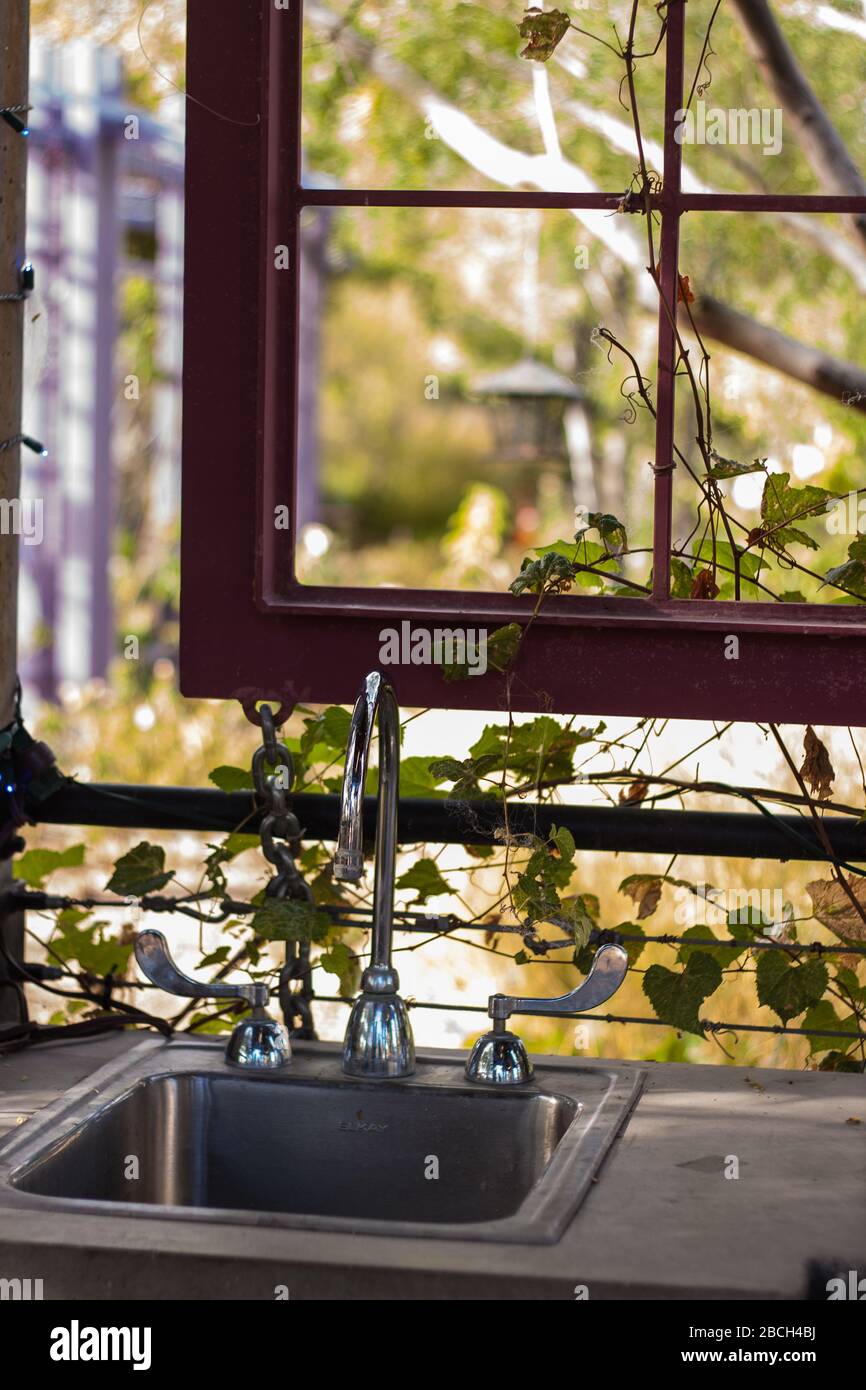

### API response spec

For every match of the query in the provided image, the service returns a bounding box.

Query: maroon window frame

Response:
[180,0,866,724]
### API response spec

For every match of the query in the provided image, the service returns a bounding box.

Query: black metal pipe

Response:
[28,781,866,863]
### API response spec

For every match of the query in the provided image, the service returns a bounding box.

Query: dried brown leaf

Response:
[619,778,650,806]
[690,568,720,600]
[516,7,571,61]
[800,725,835,801]
[805,876,866,944]
[621,874,663,920]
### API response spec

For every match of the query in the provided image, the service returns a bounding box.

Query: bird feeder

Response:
[472,357,585,463]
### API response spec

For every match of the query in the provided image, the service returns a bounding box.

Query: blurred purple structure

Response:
[20,42,184,700]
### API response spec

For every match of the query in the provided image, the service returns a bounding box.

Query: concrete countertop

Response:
[0,1032,863,1300]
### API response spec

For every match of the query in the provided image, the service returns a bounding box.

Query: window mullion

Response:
[651,0,686,603]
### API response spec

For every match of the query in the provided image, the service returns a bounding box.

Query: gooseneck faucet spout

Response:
[334,671,415,1077]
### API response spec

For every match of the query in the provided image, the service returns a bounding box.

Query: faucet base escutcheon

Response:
[342,964,415,1078]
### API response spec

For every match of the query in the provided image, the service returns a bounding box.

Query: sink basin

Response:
[0,1039,643,1244]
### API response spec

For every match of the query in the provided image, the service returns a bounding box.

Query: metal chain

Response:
[252,705,317,1039]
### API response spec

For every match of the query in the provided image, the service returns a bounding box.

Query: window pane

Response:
[681,0,866,195]
[671,211,866,603]
[294,203,658,593]
[301,0,666,193]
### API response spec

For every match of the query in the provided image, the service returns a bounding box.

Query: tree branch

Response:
[691,293,866,412]
[729,0,866,247]
[308,1,866,412]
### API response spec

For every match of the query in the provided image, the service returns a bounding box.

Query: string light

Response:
[0,262,34,302]
[0,435,47,457]
[0,106,30,137]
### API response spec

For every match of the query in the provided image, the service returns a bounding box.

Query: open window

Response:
[180,0,866,722]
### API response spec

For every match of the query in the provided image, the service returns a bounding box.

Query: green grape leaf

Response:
[707,451,767,479]
[801,1000,860,1056]
[301,706,351,757]
[755,950,828,1025]
[15,843,85,889]
[669,558,694,598]
[252,897,331,943]
[677,924,743,968]
[441,621,521,683]
[52,913,132,978]
[106,842,172,896]
[818,1051,864,1072]
[643,952,723,1036]
[398,756,449,799]
[487,622,523,672]
[319,941,360,997]
[760,473,832,552]
[395,857,453,905]
[824,559,866,599]
[208,765,255,792]
[550,823,576,864]
[510,550,577,595]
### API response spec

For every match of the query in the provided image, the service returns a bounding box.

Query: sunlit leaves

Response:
[318,940,361,997]
[580,511,628,553]
[512,825,577,926]
[676,924,743,969]
[301,706,352,758]
[398,756,450,799]
[467,715,596,786]
[396,857,453,904]
[50,908,133,979]
[758,472,833,553]
[692,541,765,598]
[669,557,694,598]
[707,450,767,480]
[15,843,85,888]
[510,549,578,596]
[825,537,866,600]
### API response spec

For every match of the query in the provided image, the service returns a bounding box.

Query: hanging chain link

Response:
[252,705,317,1039]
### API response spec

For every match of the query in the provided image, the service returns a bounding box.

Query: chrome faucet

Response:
[333,671,415,1078]
[134,929,291,1070]
[465,941,628,1085]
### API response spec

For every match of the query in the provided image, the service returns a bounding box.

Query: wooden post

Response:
[0,2,29,1022]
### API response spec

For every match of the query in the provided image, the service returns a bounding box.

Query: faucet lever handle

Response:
[465,942,629,1085]
[135,929,268,1010]
[490,941,628,1022]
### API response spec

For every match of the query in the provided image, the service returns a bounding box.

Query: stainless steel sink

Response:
[0,1039,643,1244]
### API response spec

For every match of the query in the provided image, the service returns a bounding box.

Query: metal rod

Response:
[28,781,866,862]
[0,1,30,1024]
[312,994,861,1040]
